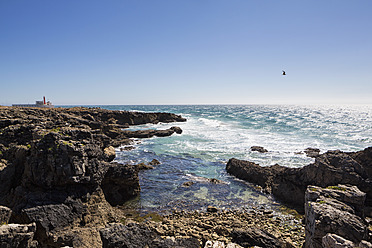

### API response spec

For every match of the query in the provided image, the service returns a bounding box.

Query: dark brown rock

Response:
[101,163,140,206]
[251,146,268,153]
[304,148,320,158]
[231,227,285,248]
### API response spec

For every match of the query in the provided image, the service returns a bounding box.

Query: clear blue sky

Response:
[1,0,371,105]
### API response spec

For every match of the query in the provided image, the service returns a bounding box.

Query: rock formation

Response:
[251,146,268,153]
[0,106,185,247]
[226,148,372,214]
[304,185,371,247]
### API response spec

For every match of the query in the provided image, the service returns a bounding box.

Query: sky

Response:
[1,0,371,105]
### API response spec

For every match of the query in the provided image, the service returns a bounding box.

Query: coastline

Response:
[0,106,371,247]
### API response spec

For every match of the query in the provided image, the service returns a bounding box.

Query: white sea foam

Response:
[113,104,372,211]
[128,105,372,168]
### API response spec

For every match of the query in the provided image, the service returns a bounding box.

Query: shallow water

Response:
[98,105,372,213]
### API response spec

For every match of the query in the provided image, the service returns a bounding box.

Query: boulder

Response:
[251,146,268,153]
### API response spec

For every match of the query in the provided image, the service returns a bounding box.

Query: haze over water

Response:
[99,105,372,213]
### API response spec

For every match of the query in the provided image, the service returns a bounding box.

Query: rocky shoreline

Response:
[1,106,371,247]
[227,148,372,247]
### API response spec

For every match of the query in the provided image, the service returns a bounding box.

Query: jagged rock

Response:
[251,146,268,153]
[0,223,37,248]
[305,185,369,248]
[226,148,372,213]
[304,148,320,158]
[19,199,86,234]
[0,206,12,224]
[230,227,285,248]
[322,234,372,248]
[170,126,183,134]
[101,163,140,206]
[306,185,366,217]
[322,233,354,248]
[99,223,199,248]
[122,127,183,139]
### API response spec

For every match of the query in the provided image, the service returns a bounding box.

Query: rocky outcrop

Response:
[122,126,182,139]
[304,148,320,158]
[0,106,186,247]
[226,147,372,213]
[304,185,371,248]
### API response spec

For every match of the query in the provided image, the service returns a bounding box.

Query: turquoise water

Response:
[99,105,372,212]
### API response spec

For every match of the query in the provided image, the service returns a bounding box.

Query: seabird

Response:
[282,70,286,75]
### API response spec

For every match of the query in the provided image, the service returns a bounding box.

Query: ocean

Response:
[93,105,372,213]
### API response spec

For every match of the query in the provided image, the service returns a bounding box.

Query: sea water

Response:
[98,105,372,213]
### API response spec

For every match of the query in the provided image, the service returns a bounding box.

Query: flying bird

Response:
[282,70,286,76]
